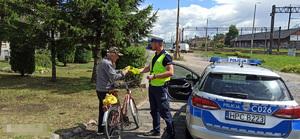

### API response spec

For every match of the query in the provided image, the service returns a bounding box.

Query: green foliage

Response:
[225,25,238,45]
[281,64,300,73]
[215,42,225,48]
[4,56,10,61]
[233,51,242,56]
[35,54,51,69]
[213,34,225,42]
[9,42,35,76]
[116,46,147,85]
[74,46,92,63]
[57,43,76,66]
[35,66,46,71]
[36,49,51,58]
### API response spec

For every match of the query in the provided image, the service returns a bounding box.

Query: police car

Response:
[167,57,300,139]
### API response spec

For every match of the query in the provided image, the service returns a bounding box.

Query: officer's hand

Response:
[146,75,155,80]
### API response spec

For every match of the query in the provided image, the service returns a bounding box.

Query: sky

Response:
[139,0,300,43]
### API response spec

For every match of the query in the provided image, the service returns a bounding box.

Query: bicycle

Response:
[102,80,140,139]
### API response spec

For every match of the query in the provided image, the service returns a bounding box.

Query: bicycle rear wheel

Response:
[105,105,123,139]
[129,98,140,128]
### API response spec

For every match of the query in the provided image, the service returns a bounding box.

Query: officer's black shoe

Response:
[143,130,160,136]
[163,133,175,139]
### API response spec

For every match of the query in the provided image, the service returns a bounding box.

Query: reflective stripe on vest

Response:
[150,53,171,86]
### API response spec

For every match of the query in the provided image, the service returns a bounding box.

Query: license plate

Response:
[225,111,265,125]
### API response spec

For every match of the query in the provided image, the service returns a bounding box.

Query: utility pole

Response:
[205,18,208,51]
[270,5,275,55]
[250,2,260,54]
[278,26,281,52]
[269,5,300,55]
[174,0,180,59]
[288,5,292,30]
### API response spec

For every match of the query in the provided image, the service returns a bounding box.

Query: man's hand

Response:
[126,71,134,75]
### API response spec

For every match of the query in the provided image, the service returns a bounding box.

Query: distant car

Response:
[170,43,190,53]
[167,57,300,139]
[146,44,152,49]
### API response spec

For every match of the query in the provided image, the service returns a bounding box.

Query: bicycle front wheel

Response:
[129,98,140,129]
[105,105,123,139]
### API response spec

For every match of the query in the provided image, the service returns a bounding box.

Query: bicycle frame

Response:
[121,89,138,121]
[102,80,140,139]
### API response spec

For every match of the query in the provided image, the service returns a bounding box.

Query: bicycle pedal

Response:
[125,122,131,126]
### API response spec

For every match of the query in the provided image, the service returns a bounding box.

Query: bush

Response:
[233,51,242,56]
[36,49,51,58]
[215,42,224,48]
[74,47,92,63]
[5,56,10,61]
[57,43,76,66]
[35,54,51,69]
[9,42,35,76]
[280,64,300,73]
[116,46,147,86]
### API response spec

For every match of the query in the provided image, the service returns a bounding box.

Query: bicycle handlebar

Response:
[115,80,136,89]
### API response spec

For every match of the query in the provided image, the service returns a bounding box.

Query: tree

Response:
[3,0,48,76]
[0,1,9,56]
[225,25,238,46]
[213,34,225,42]
[57,39,76,66]
[31,0,70,82]
[74,44,92,63]
[66,0,158,82]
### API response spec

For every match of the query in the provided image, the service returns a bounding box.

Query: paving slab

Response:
[121,100,187,139]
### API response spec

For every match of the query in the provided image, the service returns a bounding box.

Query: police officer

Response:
[139,35,175,139]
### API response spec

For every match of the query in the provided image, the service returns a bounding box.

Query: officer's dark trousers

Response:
[96,90,108,133]
[149,84,175,135]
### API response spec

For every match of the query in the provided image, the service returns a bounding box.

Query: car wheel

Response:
[181,50,184,53]
[185,126,193,139]
[170,50,174,53]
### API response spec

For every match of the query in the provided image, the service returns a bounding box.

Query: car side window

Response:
[200,73,292,101]
[173,65,198,79]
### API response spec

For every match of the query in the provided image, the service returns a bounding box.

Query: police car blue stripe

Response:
[292,120,300,130]
[202,110,291,135]
[206,97,287,114]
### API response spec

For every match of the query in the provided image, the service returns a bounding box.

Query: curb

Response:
[136,97,148,108]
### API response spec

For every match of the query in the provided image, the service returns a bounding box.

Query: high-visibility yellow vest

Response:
[150,53,171,86]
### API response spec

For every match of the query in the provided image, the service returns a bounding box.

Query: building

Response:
[189,36,206,48]
[0,42,10,61]
[231,28,300,50]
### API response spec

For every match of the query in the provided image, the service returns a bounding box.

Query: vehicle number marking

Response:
[251,106,272,114]
[225,111,265,125]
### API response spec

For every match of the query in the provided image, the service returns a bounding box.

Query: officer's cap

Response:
[150,35,164,42]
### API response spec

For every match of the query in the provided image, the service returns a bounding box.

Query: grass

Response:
[223,47,300,53]
[194,50,300,72]
[0,61,147,139]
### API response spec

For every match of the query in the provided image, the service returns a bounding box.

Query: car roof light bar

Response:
[209,57,261,65]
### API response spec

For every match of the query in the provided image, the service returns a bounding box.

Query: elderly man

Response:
[96,47,128,136]
[139,35,175,139]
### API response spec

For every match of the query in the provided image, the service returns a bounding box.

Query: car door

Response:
[167,62,200,100]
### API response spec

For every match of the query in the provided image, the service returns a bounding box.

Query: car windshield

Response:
[200,73,292,101]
